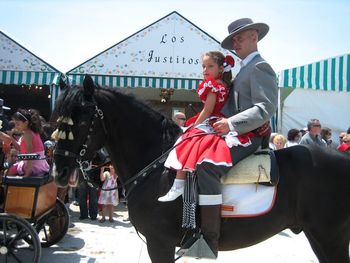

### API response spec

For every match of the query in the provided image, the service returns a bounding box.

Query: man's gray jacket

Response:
[221,54,278,135]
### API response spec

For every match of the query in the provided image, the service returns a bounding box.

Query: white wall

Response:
[281,89,350,144]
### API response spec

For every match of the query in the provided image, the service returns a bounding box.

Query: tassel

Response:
[57,116,63,122]
[59,130,66,140]
[62,117,68,124]
[68,118,74,125]
[51,129,59,140]
[68,131,74,140]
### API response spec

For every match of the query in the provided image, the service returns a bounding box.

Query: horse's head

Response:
[52,75,106,187]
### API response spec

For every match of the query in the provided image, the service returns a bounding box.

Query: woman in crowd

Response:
[285,128,301,147]
[338,134,350,153]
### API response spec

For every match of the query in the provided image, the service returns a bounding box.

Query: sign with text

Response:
[70,12,236,79]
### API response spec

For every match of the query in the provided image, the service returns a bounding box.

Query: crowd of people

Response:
[269,118,350,153]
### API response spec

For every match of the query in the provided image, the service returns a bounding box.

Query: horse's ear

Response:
[83,74,95,97]
[59,74,67,90]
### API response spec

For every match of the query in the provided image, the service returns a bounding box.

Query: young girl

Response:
[98,164,119,223]
[159,51,235,202]
[7,109,49,177]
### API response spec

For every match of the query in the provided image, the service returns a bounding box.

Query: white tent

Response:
[0,31,61,111]
[278,53,350,142]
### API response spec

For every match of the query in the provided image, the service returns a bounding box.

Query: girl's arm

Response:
[194,92,216,125]
[0,131,14,153]
[0,131,11,145]
[6,131,20,151]
[23,131,33,177]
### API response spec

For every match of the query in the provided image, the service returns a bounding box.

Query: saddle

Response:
[221,148,279,186]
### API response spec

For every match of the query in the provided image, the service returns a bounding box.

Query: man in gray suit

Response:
[196,18,278,258]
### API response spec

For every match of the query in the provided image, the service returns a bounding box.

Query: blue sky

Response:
[1,0,349,72]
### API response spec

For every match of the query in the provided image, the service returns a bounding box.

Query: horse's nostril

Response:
[54,166,70,187]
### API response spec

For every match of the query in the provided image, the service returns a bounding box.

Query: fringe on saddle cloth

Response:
[182,172,198,229]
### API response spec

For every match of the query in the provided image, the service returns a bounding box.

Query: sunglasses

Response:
[177,117,186,121]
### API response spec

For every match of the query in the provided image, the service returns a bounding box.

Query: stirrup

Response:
[176,232,200,257]
[180,234,217,259]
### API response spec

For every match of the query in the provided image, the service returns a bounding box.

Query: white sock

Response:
[174,179,185,189]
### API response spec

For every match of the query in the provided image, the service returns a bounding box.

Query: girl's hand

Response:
[213,118,230,135]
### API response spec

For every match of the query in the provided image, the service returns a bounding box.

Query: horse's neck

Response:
[102,104,164,180]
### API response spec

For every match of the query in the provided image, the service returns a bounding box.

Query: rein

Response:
[123,129,217,199]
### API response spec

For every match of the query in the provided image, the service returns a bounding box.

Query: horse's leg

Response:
[146,236,176,263]
[304,228,350,263]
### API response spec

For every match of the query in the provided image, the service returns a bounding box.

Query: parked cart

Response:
[0,154,69,263]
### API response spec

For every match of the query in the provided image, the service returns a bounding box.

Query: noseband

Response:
[54,100,107,186]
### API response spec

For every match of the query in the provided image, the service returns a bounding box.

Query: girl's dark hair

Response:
[203,51,233,87]
[12,108,43,134]
[287,128,300,141]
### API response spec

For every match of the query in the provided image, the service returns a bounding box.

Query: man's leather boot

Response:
[200,204,221,258]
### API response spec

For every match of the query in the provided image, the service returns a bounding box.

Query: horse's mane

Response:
[52,85,86,119]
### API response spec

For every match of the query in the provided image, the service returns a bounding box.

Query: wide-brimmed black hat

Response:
[221,18,269,50]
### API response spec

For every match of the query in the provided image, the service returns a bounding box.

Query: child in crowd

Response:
[98,164,119,223]
[272,134,287,150]
[7,109,49,177]
[159,51,236,202]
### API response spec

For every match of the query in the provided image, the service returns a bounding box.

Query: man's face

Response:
[309,121,322,136]
[232,30,257,59]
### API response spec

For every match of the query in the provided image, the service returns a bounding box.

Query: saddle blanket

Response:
[221,149,271,184]
[221,184,276,218]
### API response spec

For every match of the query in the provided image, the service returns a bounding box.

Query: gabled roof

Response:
[67,11,237,90]
[0,30,60,85]
[278,53,350,92]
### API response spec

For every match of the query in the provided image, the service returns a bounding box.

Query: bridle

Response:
[54,99,108,187]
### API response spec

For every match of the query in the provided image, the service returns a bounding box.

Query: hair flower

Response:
[223,55,235,72]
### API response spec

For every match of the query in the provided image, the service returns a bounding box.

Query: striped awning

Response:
[0,70,60,86]
[278,53,350,92]
[67,74,201,90]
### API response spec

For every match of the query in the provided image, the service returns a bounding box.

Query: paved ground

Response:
[38,202,324,263]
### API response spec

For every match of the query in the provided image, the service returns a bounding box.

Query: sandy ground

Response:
[36,202,326,263]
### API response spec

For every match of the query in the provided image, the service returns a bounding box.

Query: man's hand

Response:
[213,118,230,135]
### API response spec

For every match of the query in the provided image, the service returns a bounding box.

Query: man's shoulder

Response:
[244,55,275,77]
[299,133,311,143]
[254,60,275,76]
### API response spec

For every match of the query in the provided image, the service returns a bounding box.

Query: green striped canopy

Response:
[278,53,350,92]
[67,74,201,90]
[1,70,60,86]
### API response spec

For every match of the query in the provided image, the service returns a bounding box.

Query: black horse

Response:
[52,75,350,263]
